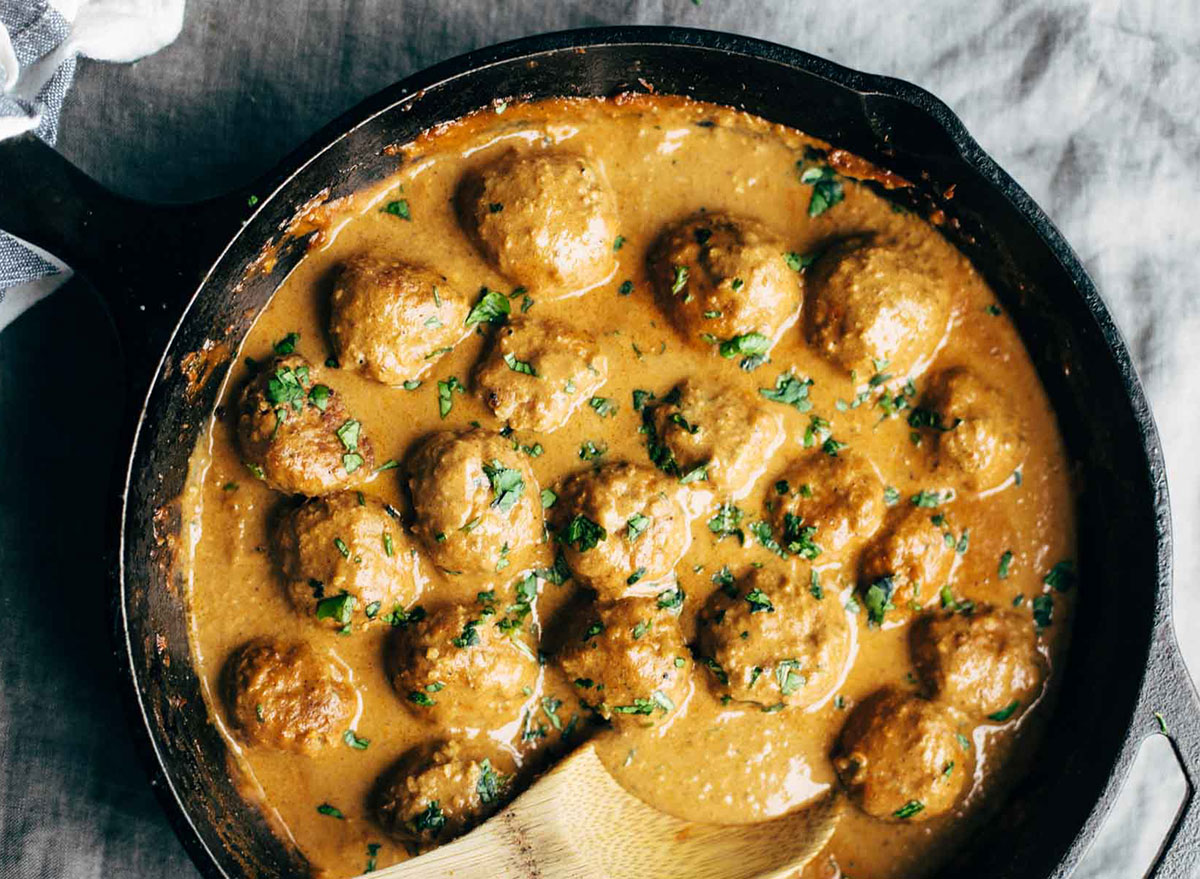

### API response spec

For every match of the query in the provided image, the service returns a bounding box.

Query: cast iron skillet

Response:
[0,25,1196,879]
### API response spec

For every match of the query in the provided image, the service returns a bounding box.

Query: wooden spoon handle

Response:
[362,744,840,879]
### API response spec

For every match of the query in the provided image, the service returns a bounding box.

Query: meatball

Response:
[408,429,542,574]
[646,379,785,498]
[457,150,619,296]
[373,740,511,846]
[805,241,951,376]
[697,566,850,709]
[328,256,470,386]
[770,451,885,556]
[387,603,538,731]
[859,506,957,623]
[550,463,691,601]
[649,212,800,351]
[911,606,1045,720]
[558,598,691,726]
[473,315,609,432]
[237,355,375,496]
[272,491,427,629]
[221,640,355,755]
[833,688,968,821]
[918,367,1026,491]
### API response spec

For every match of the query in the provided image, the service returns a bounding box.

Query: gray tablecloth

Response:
[2,1,1197,876]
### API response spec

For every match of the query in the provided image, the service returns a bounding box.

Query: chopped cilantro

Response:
[775,659,805,696]
[863,577,895,626]
[407,801,445,835]
[797,154,845,217]
[315,592,356,625]
[1032,594,1053,629]
[437,376,465,418]
[911,489,951,508]
[382,199,411,220]
[589,396,618,418]
[464,288,511,327]
[987,701,1020,723]
[809,569,823,600]
[670,265,689,296]
[657,585,685,611]
[503,351,537,376]
[707,503,745,544]
[625,512,651,541]
[632,389,655,411]
[759,371,813,412]
[477,759,505,804]
[563,515,607,552]
[998,550,1014,579]
[273,332,300,355]
[908,407,961,432]
[718,332,771,360]
[381,605,426,628]
[451,618,481,648]
[745,588,775,614]
[579,439,606,460]
[481,459,525,513]
[534,550,571,585]
[365,842,381,873]
[784,251,817,271]
[893,800,925,820]
[1044,560,1076,592]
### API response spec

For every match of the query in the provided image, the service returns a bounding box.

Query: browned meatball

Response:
[859,506,957,624]
[646,379,785,498]
[237,355,375,496]
[558,598,691,727]
[408,429,542,574]
[697,565,849,709]
[805,241,951,376]
[473,315,609,432]
[833,688,968,821]
[770,451,885,556]
[917,367,1027,491]
[649,212,800,353]
[329,256,471,386]
[222,639,356,755]
[373,740,511,846]
[911,606,1045,720]
[272,491,427,629]
[387,603,538,731]
[551,463,691,601]
[458,150,619,296]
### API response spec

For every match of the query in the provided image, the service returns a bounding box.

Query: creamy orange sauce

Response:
[181,96,1074,878]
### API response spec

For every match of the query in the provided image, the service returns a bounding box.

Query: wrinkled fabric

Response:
[1,1,1196,877]
[0,0,182,320]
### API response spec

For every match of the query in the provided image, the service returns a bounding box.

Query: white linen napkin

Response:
[0,0,183,329]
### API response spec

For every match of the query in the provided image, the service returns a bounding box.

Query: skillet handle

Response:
[1143,624,1200,878]
[0,133,250,384]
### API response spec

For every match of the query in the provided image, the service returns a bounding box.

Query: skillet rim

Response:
[111,24,1177,879]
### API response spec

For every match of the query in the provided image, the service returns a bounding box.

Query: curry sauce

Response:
[181,96,1075,879]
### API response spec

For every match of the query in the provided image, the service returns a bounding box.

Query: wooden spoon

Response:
[363,743,841,879]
